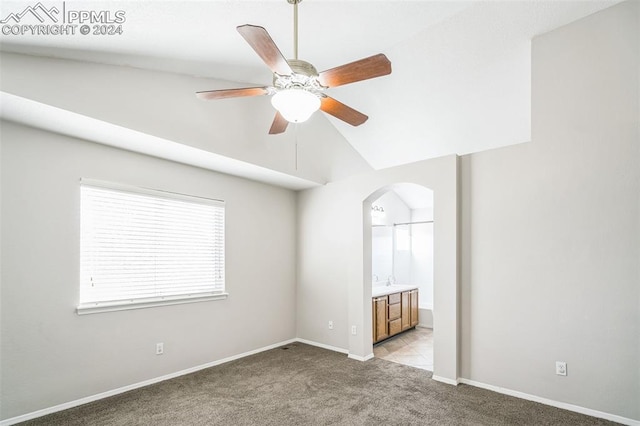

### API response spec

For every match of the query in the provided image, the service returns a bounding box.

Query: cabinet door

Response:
[401,291,410,330]
[373,297,388,342]
[388,302,401,321]
[410,290,419,327]
[389,318,402,336]
[372,300,376,341]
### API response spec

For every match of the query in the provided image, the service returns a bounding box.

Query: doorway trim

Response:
[358,178,459,384]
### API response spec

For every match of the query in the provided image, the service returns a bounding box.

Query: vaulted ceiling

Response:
[0,0,621,188]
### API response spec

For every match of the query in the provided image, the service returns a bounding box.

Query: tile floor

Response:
[373,326,433,371]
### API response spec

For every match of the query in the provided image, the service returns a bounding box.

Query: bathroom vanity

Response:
[372,286,419,343]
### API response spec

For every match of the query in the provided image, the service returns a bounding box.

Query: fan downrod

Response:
[287,0,302,60]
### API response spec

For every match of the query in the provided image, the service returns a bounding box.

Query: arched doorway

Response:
[368,184,434,370]
[364,183,434,370]
[359,175,458,384]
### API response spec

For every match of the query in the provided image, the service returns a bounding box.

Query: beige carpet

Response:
[20,343,616,425]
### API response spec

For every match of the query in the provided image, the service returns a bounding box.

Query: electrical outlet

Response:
[351,325,357,335]
[328,321,333,330]
[556,361,567,376]
[156,342,164,355]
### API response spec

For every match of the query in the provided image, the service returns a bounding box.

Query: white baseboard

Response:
[432,375,460,386]
[294,338,373,361]
[348,352,374,362]
[459,378,640,426]
[294,338,348,354]
[8,342,635,426]
[0,338,297,426]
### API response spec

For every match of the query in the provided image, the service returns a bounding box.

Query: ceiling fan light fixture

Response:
[196,0,392,134]
[271,88,320,123]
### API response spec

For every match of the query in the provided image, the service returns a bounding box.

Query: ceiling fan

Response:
[196,0,392,135]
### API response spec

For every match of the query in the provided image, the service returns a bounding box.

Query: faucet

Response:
[386,276,394,286]
[373,274,379,283]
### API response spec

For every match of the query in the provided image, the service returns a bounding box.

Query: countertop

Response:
[372,285,419,298]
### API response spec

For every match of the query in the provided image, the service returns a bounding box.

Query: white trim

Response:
[0,338,296,426]
[80,178,225,206]
[432,375,460,386]
[296,333,441,366]
[458,378,640,426]
[10,340,635,426]
[293,338,372,361]
[348,353,374,362]
[76,293,229,315]
[294,338,348,354]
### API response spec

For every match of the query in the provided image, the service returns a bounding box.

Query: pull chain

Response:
[294,123,299,171]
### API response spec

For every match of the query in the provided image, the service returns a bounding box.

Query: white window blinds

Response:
[78,179,225,314]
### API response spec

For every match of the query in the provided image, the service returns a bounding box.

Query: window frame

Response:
[77,179,227,315]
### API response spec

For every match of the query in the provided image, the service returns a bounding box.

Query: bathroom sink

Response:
[372,284,418,298]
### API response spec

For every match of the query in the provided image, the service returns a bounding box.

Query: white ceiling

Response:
[392,184,434,211]
[0,0,621,177]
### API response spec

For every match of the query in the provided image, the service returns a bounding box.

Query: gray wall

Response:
[296,155,460,380]
[296,0,638,420]
[460,1,639,420]
[0,121,297,419]
[1,0,637,422]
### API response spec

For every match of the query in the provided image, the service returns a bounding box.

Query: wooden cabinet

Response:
[388,301,401,321]
[373,289,419,343]
[387,293,402,337]
[401,291,411,330]
[372,296,388,342]
[389,318,402,335]
[410,290,419,327]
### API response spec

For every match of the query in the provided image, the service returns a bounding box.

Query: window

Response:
[78,179,226,315]
[395,226,411,251]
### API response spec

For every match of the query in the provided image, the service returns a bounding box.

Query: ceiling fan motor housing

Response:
[288,59,317,77]
[273,59,324,96]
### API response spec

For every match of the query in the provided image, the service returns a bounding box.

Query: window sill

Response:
[76,293,229,315]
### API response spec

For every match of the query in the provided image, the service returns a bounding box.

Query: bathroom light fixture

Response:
[271,88,320,123]
[371,205,385,219]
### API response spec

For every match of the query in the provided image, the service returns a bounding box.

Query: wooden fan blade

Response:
[320,96,368,126]
[237,24,293,76]
[269,111,289,134]
[196,87,269,100]
[318,54,391,88]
